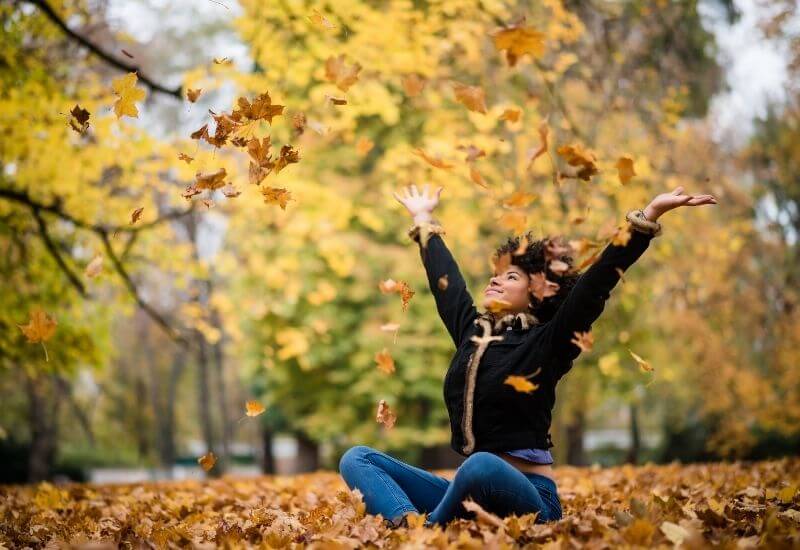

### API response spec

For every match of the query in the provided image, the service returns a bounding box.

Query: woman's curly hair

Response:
[493,230,581,324]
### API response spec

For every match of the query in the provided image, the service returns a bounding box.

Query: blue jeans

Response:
[338,445,562,527]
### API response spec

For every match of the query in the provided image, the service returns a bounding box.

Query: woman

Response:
[339,183,717,529]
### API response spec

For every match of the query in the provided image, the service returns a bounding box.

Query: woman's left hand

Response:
[643,186,717,221]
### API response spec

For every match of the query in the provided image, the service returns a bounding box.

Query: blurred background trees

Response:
[1,0,798,483]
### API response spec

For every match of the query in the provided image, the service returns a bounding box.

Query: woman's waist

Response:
[494,452,556,481]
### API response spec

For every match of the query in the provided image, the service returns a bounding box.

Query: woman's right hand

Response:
[393,184,443,224]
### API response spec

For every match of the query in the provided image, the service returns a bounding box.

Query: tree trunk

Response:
[26,374,60,482]
[565,408,586,466]
[211,308,231,469]
[625,401,641,464]
[261,427,276,474]
[196,332,218,473]
[295,432,319,473]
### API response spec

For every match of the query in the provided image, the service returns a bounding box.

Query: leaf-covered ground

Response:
[1,458,798,549]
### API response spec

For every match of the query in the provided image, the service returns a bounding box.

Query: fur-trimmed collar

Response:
[476,310,541,335]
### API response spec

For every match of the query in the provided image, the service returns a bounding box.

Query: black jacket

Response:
[413,226,656,456]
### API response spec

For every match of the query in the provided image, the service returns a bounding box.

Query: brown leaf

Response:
[325,54,362,92]
[68,104,90,134]
[261,186,293,209]
[401,74,426,97]
[376,399,396,429]
[186,88,203,103]
[413,148,454,170]
[18,308,57,344]
[452,81,487,114]
[195,168,227,190]
[616,156,636,185]
[198,451,217,471]
[499,108,521,122]
[178,152,194,164]
[130,207,144,225]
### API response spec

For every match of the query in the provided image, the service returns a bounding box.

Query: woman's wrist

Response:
[412,211,433,225]
[642,204,660,222]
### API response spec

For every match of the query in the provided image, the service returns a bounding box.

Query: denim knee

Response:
[457,451,504,482]
[339,445,374,476]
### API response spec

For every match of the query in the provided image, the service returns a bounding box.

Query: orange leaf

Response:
[375,348,395,374]
[356,137,374,156]
[245,400,266,417]
[195,168,227,190]
[616,156,636,185]
[499,108,521,122]
[178,152,194,164]
[18,308,57,344]
[325,54,362,92]
[452,81,487,114]
[198,451,217,471]
[401,74,426,97]
[186,88,202,103]
[307,8,336,29]
[491,22,546,66]
[504,375,539,393]
[261,186,293,209]
[413,148,454,170]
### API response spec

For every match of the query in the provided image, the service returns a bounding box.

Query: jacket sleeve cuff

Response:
[407,219,446,248]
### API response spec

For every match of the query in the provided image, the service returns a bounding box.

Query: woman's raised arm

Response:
[394,184,478,348]
[541,186,717,373]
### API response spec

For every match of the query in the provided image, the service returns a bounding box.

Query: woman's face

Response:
[482,264,532,314]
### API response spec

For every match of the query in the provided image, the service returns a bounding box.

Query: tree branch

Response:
[31,207,88,297]
[0,187,194,234]
[99,230,188,347]
[25,0,182,99]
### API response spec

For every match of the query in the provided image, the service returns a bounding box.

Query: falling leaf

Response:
[18,308,57,344]
[376,399,396,429]
[513,235,529,256]
[233,92,284,124]
[195,168,227,190]
[182,185,202,200]
[222,183,241,198]
[504,375,539,393]
[492,251,512,276]
[245,400,265,417]
[130,207,144,225]
[190,124,209,141]
[375,348,395,374]
[213,57,232,65]
[325,54,362,92]
[18,308,57,362]
[526,122,550,169]
[616,156,636,185]
[261,186,293,209]
[274,144,300,174]
[413,148,454,170]
[178,152,194,164]
[380,322,400,333]
[111,72,146,119]
[452,81,487,114]
[307,8,336,29]
[499,108,521,122]
[325,94,348,106]
[491,22,546,66]
[571,330,594,352]
[486,298,513,314]
[68,104,90,134]
[628,349,653,372]
[198,452,217,471]
[401,74,425,97]
[458,144,486,163]
[502,190,537,208]
[379,279,415,311]
[292,111,307,136]
[469,166,488,188]
[437,274,449,290]
[557,144,599,181]
[186,88,203,103]
[201,198,215,209]
[85,255,103,278]
[356,137,374,156]
[528,272,559,301]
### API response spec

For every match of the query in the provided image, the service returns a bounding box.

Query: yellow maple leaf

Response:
[616,156,636,184]
[504,371,540,394]
[111,72,146,119]
[628,348,653,372]
[261,186,293,209]
[245,400,266,417]
[491,23,546,66]
[18,308,57,361]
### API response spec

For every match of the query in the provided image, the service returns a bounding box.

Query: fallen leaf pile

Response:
[0,458,797,548]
